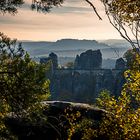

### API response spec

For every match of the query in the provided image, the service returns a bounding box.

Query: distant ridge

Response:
[22,38,130,58]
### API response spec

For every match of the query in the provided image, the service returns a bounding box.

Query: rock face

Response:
[48,50,125,103]
[115,58,126,69]
[43,101,106,120]
[51,69,125,103]
[40,52,58,70]
[39,50,126,103]
[5,101,107,140]
[74,50,102,70]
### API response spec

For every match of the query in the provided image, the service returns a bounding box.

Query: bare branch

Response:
[85,0,102,20]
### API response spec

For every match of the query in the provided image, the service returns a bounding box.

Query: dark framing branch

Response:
[85,0,102,20]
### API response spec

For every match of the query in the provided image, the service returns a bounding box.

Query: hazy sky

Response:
[0,0,123,41]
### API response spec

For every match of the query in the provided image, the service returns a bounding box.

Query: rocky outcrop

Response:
[39,50,125,103]
[115,58,126,69]
[43,101,107,119]
[40,52,58,70]
[74,50,102,70]
[5,101,107,140]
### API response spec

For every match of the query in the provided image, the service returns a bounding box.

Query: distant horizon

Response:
[20,37,130,61]
[19,38,127,42]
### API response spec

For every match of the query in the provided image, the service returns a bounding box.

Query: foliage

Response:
[0,0,24,14]
[65,109,81,140]
[0,0,64,14]
[95,91,140,139]
[66,54,140,140]
[0,100,14,140]
[101,0,140,49]
[0,32,50,114]
[0,32,50,139]
[101,0,140,23]
[0,0,102,20]
[123,48,139,67]
[67,117,95,140]
[31,0,64,13]
[65,106,98,140]
[123,52,140,103]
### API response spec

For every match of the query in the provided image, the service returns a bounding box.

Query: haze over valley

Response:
[22,39,131,68]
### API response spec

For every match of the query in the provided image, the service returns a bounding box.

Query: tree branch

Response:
[85,0,102,20]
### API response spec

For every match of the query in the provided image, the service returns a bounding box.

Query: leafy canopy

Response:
[101,0,140,49]
[0,32,50,139]
[0,0,64,14]
[0,0,24,14]
[0,32,50,114]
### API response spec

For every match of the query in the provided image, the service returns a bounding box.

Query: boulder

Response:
[5,101,107,140]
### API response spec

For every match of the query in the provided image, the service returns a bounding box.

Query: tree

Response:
[101,0,140,49]
[91,1,140,138]
[0,0,64,14]
[92,53,140,139]
[31,0,64,13]
[0,0,24,14]
[123,48,139,66]
[0,32,50,114]
[0,0,102,20]
[123,51,140,104]
[0,32,50,139]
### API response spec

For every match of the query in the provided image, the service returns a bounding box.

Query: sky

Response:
[0,0,124,41]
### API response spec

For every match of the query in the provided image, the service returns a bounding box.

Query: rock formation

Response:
[40,52,58,70]
[74,50,102,70]
[48,50,126,103]
[115,58,126,69]
[50,69,125,103]
[38,50,126,103]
